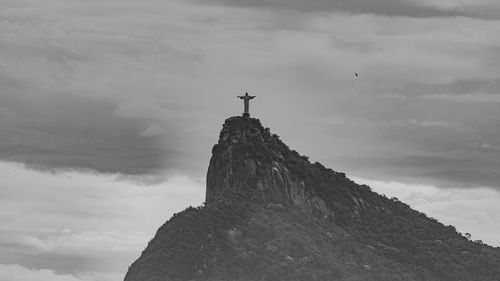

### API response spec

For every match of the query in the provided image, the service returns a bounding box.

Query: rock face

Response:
[206,117,337,219]
[125,117,500,281]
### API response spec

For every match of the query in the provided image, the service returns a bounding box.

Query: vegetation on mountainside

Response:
[126,117,500,281]
[276,131,500,281]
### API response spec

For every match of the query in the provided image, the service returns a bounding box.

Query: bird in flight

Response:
[355,73,358,77]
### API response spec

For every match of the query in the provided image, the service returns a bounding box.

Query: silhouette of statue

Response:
[237,92,255,117]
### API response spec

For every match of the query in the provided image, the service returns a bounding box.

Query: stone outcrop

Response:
[124,116,500,281]
[206,117,336,220]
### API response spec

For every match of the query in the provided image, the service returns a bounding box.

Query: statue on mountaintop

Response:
[237,92,255,118]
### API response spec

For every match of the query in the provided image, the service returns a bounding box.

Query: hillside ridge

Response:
[125,116,500,281]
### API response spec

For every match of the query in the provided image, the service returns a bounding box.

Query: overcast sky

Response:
[1,0,500,280]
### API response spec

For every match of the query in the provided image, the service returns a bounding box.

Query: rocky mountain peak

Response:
[206,116,284,202]
[206,116,353,220]
[125,116,500,281]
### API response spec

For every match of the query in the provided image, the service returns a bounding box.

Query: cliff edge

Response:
[125,117,500,281]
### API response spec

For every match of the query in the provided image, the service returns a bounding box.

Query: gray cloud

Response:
[0,229,133,274]
[198,0,500,19]
[0,163,205,278]
[0,264,89,281]
[294,77,499,189]
[390,78,500,97]
[0,93,178,175]
[343,153,500,189]
[312,92,500,189]
[0,0,210,177]
[1,0,499,188]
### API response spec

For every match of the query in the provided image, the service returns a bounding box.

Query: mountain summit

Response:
[125,117,500,281]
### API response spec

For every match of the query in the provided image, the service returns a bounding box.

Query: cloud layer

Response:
[0,93,177,175]
[0,264,121,281]
[199,0,500,19]
[2,0,500,189]
[0,162,205,280]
